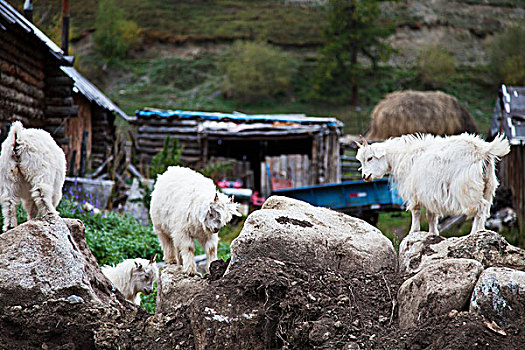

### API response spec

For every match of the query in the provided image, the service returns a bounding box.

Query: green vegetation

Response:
[222,41,297,102]
[0,196,240,313]
[488,26,525,86]
[416,45,456,89]
[149,136,184,179]
[313,0,395,105]
[93,0,140,59]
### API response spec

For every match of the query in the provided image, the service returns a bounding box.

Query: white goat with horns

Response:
[355,133,510,234]
[150,166,241,275]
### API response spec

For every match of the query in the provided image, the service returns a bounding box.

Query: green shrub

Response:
[149,136,184,180]
[94,0,140,59]
[416,45,455,89]
[222,41,297,102]
[488,26,525,86]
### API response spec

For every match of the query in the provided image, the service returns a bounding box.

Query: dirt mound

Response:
[160,257,523,350]
[1,206,524,349]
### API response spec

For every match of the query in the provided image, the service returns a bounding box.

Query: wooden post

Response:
[23,0,33,23]
[61,0,70,55]
[79,130,88,177]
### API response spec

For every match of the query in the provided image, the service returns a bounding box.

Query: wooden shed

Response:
[489,84,525,241]
[0,0,128,175]
[131,109,343,196]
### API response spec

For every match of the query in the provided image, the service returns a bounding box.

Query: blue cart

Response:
[271,178,405,225]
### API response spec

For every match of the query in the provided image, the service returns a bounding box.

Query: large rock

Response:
[399,230,525,274]
[0,218,111,304]
[470,267,525,327]
[156,263,208,314]
[230,196,397,274]
[398,258,484,329]
[0,218,148,349]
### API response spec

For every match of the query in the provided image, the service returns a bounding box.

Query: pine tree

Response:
[313,0,395,105]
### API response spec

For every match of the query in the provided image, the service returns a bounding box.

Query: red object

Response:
[251,191,265,206]
[217,178,243,189]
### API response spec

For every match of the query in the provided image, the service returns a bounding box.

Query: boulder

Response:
[0,218,146,349]
[470,267,525,327]
[230,196,397,274]
[156,263,208,314]
[398,258,483,329]
[399,229,525,274]
[398,230,446,274]
[0,218,112,304]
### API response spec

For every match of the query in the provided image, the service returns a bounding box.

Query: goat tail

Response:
[3,121,24,156]
[487,133,510,158]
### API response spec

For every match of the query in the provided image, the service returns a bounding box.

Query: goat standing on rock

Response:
[0,121,66,232]
[355,133,510,235]
[150,166,241,275]
[101,256,159,305]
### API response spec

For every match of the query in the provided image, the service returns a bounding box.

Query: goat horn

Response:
[359,135,369,146]
[230,195,235,203]
[150,254,157,264]
[214,193,219,202]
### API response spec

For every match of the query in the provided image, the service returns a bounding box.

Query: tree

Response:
[313,0,395,105]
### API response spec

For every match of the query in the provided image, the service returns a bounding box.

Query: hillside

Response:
[27,0,525,134]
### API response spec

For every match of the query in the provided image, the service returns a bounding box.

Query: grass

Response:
[32,0,325,45]
[101,52,495,136]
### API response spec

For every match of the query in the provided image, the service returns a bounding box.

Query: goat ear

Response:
[229,195,234,203]
[149,254,157,265]
[214,193,219,202]
[353,140,362,149]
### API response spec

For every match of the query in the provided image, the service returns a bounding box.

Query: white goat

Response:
[101,256,159,305]
[355,133,510,234]
[150,166,240,275]
[0,121,66,232]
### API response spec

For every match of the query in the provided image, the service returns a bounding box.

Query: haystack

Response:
[366,90,478,140]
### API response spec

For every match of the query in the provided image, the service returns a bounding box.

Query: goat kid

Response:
[150,166,241,275]
[0,121,66,232]
[355,133,510,235]
[101,255,159,305]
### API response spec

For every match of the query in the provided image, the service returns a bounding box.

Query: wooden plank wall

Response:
[340,143,362,181]
[500,145,525,244]
[66,97,92,171]
[133,117,201,173]
[261,154,311,196]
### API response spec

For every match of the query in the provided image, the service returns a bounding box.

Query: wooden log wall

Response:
[133,117,202,173]
[0,25,77,162]
[42,68,77,148]
[500,145,525,243]
[90,108,116,169]
[0,27,46,125]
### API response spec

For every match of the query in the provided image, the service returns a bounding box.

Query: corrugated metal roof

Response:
[61,66,130,120]
[0,0,67,63]
[494,85,525,145]
[136,108,343,127]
